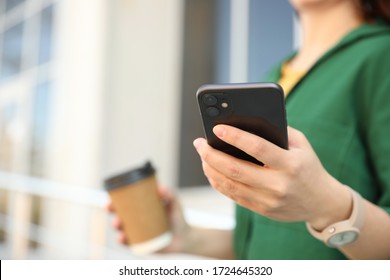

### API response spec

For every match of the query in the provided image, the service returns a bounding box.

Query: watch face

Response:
[328,231,358,247]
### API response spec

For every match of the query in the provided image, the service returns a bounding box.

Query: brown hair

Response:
[358,0,390,23]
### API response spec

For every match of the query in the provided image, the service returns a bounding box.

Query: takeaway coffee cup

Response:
[104,162,171,255]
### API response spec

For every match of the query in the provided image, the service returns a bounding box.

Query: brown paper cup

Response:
[104,162,171,255]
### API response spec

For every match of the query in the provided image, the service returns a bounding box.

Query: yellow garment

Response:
[278,63,306,96]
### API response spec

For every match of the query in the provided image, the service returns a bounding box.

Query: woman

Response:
[109,0,390,259]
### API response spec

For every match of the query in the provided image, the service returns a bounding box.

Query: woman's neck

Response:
[290,2,364,70]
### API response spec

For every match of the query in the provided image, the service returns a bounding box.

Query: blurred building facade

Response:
[0,0,294,259]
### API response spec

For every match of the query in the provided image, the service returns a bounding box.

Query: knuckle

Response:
[226,162,241,179]
[286,158,302,176]
[269,196,285,210]
[201,160,209,173]
[202,149,211,162]
[251,139,266,159]
[296,129,307,141]
[222,178,238,194]
[213,180,235,200]
[229,129,241,144]
[273,183,289,200]
[262,199,283,217]
[261,187,288,216]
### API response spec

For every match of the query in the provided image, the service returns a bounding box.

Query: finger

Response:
[202,161,275,214]
[194,137,277,188]
[212,124,288,168]
[105,201,115,212]
[202,159,274,202]
[117,231,128,245]
[157,185,174,203]
[112,216,123,230]
[202,160,252,199]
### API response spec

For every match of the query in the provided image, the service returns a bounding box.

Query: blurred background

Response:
[0,0,295,259]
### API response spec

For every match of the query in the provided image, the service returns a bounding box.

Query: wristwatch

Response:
[306,188,365,248]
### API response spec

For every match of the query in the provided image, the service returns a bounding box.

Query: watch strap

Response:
[306,188,365,247]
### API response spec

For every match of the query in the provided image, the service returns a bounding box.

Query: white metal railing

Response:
[0,171,111,259]
[0,171,107,207]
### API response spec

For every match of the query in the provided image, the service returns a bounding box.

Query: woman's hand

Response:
[193,125,352,231]
[106,186,234,259]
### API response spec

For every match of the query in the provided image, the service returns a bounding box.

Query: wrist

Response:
[180,225,201,255]
[307,178,352,231]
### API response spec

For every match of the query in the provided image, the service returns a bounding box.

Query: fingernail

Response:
[193,138,202,150]
[213,125,225,138]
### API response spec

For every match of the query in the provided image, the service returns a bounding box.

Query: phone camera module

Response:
[206,107,220,117]
[202,94,218,106]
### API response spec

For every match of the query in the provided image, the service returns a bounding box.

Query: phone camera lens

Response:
[202,94,218,106]
[206,107,220,117]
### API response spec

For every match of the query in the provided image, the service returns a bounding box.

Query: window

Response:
[38,5,54,64]
[0,102,18,171]
[30,81,52,177]
[0,1,56,175]
[0,22,24,80]
[5,0,25,12]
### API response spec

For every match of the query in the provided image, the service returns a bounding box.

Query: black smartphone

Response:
[196,82,288,165]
